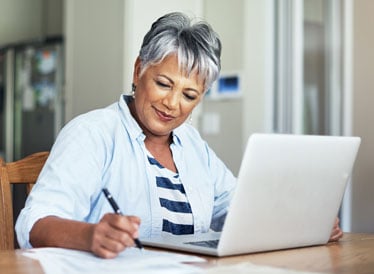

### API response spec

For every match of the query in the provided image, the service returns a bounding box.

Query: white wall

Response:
[64,0,125,122]
[204,0,244,72]
[200,0,245,175]
[45,0,64,37]
[351,0,374,233]
[0,0,43,45]
[242,0,274,140]
[0,0,63,46]
[200,0,274,175]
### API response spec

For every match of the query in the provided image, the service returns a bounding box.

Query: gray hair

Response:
[138,12,222,92]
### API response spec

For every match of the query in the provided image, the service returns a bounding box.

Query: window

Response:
[273,0,349,136]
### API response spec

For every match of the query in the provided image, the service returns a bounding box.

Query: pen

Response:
[102,188,143,249]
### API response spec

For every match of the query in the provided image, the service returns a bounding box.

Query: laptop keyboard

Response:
[185,239,219,249]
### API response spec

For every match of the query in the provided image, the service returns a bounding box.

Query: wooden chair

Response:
[0,151,49,250]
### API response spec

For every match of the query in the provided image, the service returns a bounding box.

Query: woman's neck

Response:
[145,134,172,149]
[145,134,176,172]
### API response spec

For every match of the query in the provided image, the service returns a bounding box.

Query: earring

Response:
[131,83,136,99]
[188,113,193,125]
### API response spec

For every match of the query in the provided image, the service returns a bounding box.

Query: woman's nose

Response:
[162,90,180,110]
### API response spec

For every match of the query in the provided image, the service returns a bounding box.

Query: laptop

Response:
[141,133,361,256]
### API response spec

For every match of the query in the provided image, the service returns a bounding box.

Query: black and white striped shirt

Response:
[147,154,194,235]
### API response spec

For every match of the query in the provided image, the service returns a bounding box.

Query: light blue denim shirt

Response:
[15,95,237,248]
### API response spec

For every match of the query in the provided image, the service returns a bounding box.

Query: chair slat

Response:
[0,152,49,250]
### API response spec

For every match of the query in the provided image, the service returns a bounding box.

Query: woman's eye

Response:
[184,93,197,101]
[156,81,170,88]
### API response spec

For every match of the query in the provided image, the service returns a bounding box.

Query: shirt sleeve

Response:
[206,145,237,231]
[15,114,110,248]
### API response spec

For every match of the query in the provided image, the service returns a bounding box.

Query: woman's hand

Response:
[90,213,141,258]
[329,217,343,242]
[29,215,141,259]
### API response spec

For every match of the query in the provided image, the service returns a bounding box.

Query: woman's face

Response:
[131,54,204,138]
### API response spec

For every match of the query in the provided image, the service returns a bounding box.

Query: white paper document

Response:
[22,247,205,274]
[22,248,322,274]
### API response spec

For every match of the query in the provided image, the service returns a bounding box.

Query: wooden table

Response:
[201,233,374,273]
[1,233,374,274]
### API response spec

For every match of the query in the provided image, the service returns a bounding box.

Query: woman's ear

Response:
[132,57,142,85]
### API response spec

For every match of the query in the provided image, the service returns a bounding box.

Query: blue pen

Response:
[102,188,143,249]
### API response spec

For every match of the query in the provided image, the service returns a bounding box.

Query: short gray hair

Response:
[138,12,222,92]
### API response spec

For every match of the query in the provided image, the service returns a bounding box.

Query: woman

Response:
[16,12,342,259]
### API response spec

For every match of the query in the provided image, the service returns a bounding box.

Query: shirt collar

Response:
[172,127,183,146]
[118,94,145,141]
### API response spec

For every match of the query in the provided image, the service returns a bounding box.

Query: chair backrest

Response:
[0,151,49,250]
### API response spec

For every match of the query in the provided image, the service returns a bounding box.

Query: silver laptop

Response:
[141,133,361,256]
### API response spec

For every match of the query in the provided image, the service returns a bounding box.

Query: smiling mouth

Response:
[155,108,174,122]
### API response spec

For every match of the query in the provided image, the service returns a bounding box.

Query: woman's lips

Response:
[155,108,174,122]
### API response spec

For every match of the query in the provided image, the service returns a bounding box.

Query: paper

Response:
[22,248,323,274]
[22,247,205,274]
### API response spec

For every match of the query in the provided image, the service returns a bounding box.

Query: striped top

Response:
[146,153,194,235]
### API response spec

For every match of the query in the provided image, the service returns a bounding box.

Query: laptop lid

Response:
[141,133,361,257]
